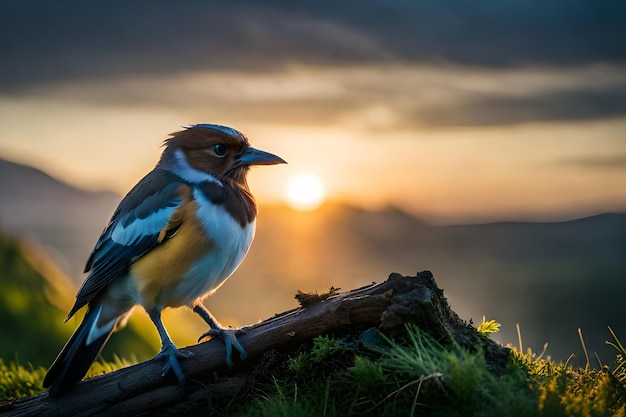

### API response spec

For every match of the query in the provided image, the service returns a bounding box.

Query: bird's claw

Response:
[155,345,194,386]
[198,327,247,368]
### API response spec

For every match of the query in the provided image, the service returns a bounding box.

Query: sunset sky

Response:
[1,1,625,224]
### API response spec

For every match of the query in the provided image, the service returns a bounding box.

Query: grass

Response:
[0,357,130,403]
[219,325,626,417]
[200,325,626,417]
[0,359,47,401]
[1,326,625,416]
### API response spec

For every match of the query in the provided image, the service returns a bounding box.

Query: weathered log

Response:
[0,271,510,417]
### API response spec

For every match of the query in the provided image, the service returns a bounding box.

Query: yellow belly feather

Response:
[130,198,214,307]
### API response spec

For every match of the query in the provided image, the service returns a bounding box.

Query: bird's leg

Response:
[193,303,247,368]
[147,307,193,386]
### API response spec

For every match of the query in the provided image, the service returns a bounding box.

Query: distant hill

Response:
[1,156,625,366]
[0,157,120,280]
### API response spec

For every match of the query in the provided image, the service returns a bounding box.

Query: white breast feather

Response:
[170,189,256,305]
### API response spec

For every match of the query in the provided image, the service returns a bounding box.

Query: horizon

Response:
[1,153,624,227]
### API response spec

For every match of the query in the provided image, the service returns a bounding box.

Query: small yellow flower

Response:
[477,316,501,336]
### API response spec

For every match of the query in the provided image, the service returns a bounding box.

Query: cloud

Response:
[421,83,626,126]
[560,155,626,170]
[20,64,626,127]
[0,0,625,92]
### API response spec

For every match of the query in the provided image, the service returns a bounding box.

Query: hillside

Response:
[0,230,155,367]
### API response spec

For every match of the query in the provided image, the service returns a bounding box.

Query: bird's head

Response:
[160,124,286,184]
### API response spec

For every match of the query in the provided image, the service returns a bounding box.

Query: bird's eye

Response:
[213,143,227,157]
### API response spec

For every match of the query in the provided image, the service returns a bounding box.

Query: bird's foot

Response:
[198,327,247,368]
[155,344,194,386]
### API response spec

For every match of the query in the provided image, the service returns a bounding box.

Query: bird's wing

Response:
[67,169,191,319]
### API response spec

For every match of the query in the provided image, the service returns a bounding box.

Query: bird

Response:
[43,123,286,394]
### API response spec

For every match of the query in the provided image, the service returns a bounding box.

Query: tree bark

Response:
[0,271,510,417]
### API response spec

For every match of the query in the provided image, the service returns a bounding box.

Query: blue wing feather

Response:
[68,169,189,319]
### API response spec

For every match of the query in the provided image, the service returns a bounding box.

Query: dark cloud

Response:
[420,85,626,126]
[0,1,390,91]
[0,0,625,92]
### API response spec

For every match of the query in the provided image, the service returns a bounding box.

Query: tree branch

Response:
[1,271,509,417]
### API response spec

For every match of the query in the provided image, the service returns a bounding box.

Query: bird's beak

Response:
[239,147,287,166]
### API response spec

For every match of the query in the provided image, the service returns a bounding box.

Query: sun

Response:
[284,173,327,211]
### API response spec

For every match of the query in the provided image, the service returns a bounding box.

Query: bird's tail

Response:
[43,300,116,394]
